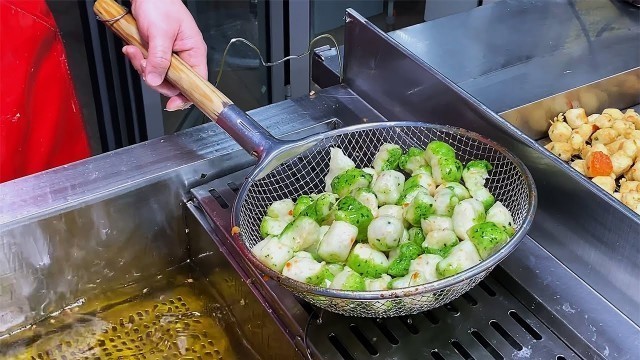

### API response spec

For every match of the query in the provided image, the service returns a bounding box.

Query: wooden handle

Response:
[93,0,232,120]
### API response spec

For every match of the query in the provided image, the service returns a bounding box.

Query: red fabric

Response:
[0,0,90,183]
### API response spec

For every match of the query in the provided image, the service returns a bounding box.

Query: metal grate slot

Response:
[328,333,355,360]
[478,281,497,297]
[461,293,478,307]
[209,189,229,209]
[431,349,446,360]
[470,329,503,360]
[348,324,378,356]
[557,356,567,360]
[398,316,420,335]
[372,319,399,345]
[443,303,460,315]
[423,310,440,325]
[509,310,542,340]
[226,181,241,194]
[451,339,475,360]
[490,320,523,350]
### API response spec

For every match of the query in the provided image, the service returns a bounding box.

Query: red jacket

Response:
[1,0,90,183]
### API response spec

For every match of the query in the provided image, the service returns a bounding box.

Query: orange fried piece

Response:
[585,151,613,177]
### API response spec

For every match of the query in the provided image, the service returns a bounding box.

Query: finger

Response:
[166,95,192,111]
[145,29,176,87]
[152,80,181,98]
[124,47,180,97]
[122,46,145,77]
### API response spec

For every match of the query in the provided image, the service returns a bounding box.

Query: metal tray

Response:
[501,68,640,215]
[501,68,640,140]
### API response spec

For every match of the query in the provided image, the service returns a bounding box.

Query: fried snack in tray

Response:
[545,107,640,214]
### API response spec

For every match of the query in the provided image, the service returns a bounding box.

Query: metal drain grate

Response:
[303,277,579,360]
[192,168,582,360]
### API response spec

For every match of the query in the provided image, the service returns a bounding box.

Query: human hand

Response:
[122,0,207,111]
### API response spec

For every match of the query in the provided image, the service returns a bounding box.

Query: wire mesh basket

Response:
[233,123,536,317]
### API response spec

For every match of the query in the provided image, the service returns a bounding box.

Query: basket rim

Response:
[298,268,490,317]
[231,121,538,301]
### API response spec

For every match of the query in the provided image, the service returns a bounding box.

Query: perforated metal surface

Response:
[233,123,536,317]
[305,277,579,360]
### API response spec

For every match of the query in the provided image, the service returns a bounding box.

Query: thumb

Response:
[144,30,175,87]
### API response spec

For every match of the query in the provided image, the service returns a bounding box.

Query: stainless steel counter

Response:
[389,0,639,112]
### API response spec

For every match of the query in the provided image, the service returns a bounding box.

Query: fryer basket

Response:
[234,123,537,317]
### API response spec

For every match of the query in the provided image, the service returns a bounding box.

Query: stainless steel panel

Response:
[312,45,342,89]
[497,237,640,359]
[423,0,476,21]
[341,8,640,327]
[458,33,640,114]
[314,1,639,116]
[500,68,640,139]
[388,0,640,112]
[0,181,189,336]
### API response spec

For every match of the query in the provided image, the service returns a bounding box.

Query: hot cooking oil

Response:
[0,262,259,360]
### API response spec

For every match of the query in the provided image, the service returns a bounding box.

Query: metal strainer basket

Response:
[232,122,537,317]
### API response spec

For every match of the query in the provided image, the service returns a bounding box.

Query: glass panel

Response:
[163,0,271,134]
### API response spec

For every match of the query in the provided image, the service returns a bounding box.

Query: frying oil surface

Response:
[1,264,258,360]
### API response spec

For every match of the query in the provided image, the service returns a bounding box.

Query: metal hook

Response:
[215,34,343,87]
